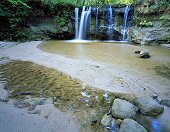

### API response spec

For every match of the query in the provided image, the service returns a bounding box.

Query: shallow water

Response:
[41,40,170,98]
[41,40,170,131]
[136,106,170,132]
[1,40,170,131]
[41,40,170,72]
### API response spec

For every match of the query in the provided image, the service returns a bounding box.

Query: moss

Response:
[154,63,170,80]
[139,20,153,28]
[0,61,110,131]
[0,61,136,131]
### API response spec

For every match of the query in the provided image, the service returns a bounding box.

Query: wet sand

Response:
[0,41,170,131]
[41,40,170,99]
[1,41,170,99]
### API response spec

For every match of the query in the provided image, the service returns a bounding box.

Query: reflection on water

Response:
[41,40,170,66]
[136,107,170,132]
[152,120,161,132]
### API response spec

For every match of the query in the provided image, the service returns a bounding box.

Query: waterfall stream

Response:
[108,6,113,40]
[75,8,79,39]
[78,6,91,40]
[95,7,99,38]
[75,5,131,41]
[122,5,130,41]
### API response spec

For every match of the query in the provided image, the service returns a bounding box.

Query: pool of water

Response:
[41,40,170,97]
[40,41,170,132]
[41,40,170,67]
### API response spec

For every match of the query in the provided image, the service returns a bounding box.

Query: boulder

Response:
[161,44,170,49]
[111,99,137,119]
[140,50,151,59]
[119,119,147,132]
[134,96,164,116]
[160,99,170,107]
[135,51,141,54]
[101,114,112,127]
[114,119,123,127]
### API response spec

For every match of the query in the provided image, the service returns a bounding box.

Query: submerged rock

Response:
[101,114,112,127]
[134,96,164,116]
[140,50,151,59]
[111,99,137,119]
[119,119,147,132]
[135,51,141,54]
[114,119,123,127]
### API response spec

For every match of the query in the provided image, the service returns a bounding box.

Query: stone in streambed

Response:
[135,51,141,54]
[160,99,170,107]
[140,50,150,59]
[114,119,123,127]
[119,119,147,132]
[101,114,112,127]
[111,99,137,119]
[134,96,164,116]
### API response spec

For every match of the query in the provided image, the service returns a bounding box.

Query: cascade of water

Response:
[75,8,79,39]
[122,5,130,41]
[108,6,113,40]
[84,6,91,39]
[95,7,99,38]
[78,6,86,40]
[78,6,92,40]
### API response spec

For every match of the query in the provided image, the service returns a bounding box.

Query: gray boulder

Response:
[134,96,164,116]
[160,99,170,107]
[140,50,151,59]
[119,119,147,132]
[129,28,144,44]
[101,114,112,127]
[112,99,137,119]
[115,119,123,127]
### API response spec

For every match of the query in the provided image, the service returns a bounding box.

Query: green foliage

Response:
[159,15,170,27]
[54,9,70,26]
[42,0,76,10]
[84,0,134,6]
[41,0,134,7]
[0,0,30,29]
[139,20,153,27]
[149,0,169,12]
[55,16,67,27]
[0,28,49,41]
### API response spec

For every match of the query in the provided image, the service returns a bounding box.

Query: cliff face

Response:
[129,0,170,45]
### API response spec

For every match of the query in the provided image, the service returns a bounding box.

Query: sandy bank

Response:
[0,101,79,132]
[0,41,170,99]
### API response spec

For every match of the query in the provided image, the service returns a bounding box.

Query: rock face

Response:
[119,119,147,132]
[134,96,164,116]
[129,23,170,45]
[161,44,170,49]
[140,50,151,59]
[129,28,144,44]
[28,17,74,40]
[111,99,137,119]
[101,114,112,127]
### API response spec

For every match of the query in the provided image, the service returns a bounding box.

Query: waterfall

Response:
[78,6,91,40]
[75,8,79,39]
[74,5,132,41]
[122,5,130,41]
[108,6,113,40]
[95,7,99,38]
[78,6,86,40]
